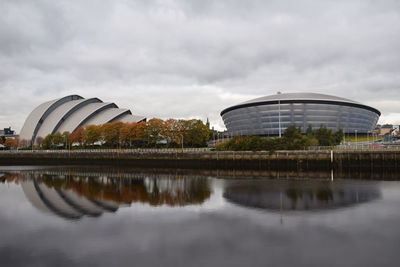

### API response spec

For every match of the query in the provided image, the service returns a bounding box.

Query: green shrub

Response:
[215,125,344,151]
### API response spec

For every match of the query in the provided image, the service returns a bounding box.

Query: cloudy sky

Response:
[1,0,399,132]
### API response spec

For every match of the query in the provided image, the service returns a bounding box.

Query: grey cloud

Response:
[0,0,400,131]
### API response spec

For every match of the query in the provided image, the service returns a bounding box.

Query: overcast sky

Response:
[1,0,400,132]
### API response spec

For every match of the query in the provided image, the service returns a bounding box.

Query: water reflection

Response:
[224,180,381,211]
[0,167,384,220]
[0,172,211,220]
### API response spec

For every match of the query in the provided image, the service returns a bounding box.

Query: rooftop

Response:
[221,92,381,116]
[240,92,360,105]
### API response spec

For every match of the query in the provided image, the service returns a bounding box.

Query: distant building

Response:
[380,124,393,136]
[221,92,381,136]
[0,127,16,138]
[390,125,399,136]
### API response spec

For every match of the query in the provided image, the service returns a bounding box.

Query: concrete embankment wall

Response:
[1,150,400,171]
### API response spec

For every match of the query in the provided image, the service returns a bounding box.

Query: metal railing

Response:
[0,147,212,153]
[309,144,400,151]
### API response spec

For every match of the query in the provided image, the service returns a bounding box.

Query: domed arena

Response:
[19,95,146,145]
[221,92,380,136]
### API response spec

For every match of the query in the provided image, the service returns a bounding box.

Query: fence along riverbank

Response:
[1,149,400,172]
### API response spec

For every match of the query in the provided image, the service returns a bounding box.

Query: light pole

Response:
[181,135,184,151]
[278,100,282,138]
[355,130,358,147]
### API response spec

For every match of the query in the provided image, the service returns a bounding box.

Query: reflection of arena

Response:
[1,172,211,220]
[223,180,381,211]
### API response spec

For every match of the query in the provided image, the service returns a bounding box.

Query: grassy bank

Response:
[343,136,382,143]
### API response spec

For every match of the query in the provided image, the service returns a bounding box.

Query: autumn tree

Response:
[69,127,86,146]
[101,121,124,147]
[134,121,146,142]
[143,118,165,146]
[120,122,137,146]
[4,138,18,148]
[85,125,101,145]
[162,119,182,145]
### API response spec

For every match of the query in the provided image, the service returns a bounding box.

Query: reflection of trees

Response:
[1,172,211,206]
[0,173,21,184]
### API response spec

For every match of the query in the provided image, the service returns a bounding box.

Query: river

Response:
[0,166,399,267]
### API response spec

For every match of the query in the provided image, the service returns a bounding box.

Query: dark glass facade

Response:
[221,96,380,135]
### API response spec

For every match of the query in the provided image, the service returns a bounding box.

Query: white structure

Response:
[20,95,145,145]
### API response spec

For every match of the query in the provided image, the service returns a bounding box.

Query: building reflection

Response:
[223,180,381,212]
[0,172,211,220]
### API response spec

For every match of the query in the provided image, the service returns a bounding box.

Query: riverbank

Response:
[1,149,400,171]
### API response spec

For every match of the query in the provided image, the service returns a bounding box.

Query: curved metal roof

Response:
[56,102,118,133]
[20,95,147,145]
[241,92,360,105]
[116,114,147,123]
[82,108,131,126]
[19,95,83,142]
[221,92,381,116]
[35,98,102,139]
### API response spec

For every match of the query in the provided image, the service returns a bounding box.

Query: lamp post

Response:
[278,100,282,138]
[355,130,358,147]
[181,134,184,151]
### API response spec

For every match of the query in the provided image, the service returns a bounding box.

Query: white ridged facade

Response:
[20,95,146,145]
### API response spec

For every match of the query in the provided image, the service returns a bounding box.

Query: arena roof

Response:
[221,92,381,116]
[241,92,360,105]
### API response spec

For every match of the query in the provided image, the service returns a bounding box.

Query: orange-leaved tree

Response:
[101,121,124,147]
[120,122,137,146]
[69,127,86,146]
[4,138,18,148]
[134,121,146,142]
[162,119,183,146]
[85,125,101,145]
[143,118,164,146]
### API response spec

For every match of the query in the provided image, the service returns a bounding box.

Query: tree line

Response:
[30,118,212,149]
[215,125,344,151]
[0,136,18,148]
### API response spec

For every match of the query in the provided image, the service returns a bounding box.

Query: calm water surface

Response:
[1,166,400,267]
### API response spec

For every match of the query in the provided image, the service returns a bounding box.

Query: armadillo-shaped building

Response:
[20,95,146,145]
